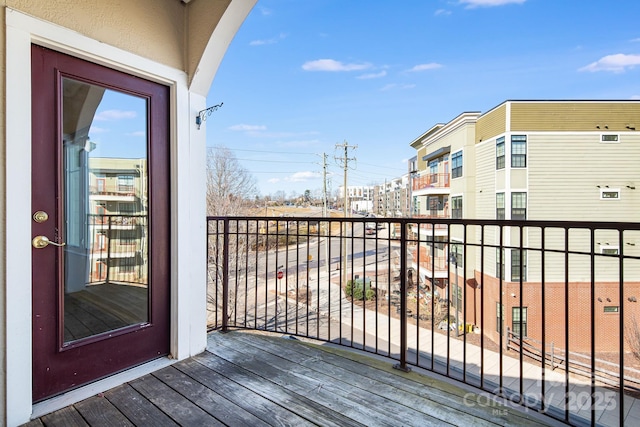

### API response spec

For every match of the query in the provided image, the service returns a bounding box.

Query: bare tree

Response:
[206,146,259,327]
[626,315,640,361]
[206,145,258,216]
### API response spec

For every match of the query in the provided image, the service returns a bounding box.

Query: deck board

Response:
[25,329,559,427]
[175,358,325,427]
[152,365,271,427]
[73,395,134,427]
[103,384,179,427]
[206,333,452,426]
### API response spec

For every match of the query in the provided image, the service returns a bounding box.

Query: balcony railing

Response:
[88,214,147,285]
[207,216,640,427]
[412,173,450,191]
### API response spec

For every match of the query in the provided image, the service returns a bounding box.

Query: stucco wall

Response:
[7,0,231,73]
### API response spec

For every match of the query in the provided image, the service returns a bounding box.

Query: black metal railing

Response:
[88,214,147,285]
[207,216,640,427]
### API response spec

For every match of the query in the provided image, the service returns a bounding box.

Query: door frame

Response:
[31,45,172,402]
[6,9,209,424]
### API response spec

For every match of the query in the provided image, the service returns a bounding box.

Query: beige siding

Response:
[523,132,640,282]
[417,146,427,172]
[496,169,505,191]
[510,169,527,189]
[528,133,640,222]
[474,141,498,273]
[476,104,506,143]
[474,141,497,221]
[511,102,640,132]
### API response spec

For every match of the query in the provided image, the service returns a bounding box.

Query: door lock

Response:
[32,235,66,249]
[33,211,49,223]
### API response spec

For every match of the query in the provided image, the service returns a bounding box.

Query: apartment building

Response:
[410,100,640,352]
[88,157,148,285]
[373,176,412,217]
[340,185,375,213]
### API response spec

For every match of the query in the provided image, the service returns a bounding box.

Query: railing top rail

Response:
[206,215,640,231]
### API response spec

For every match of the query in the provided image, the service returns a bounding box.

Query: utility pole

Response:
[322,153,328,218]
[317,152,330,275]
[334,141,357,288]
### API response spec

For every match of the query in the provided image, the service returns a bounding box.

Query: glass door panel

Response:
[62,77,149,344]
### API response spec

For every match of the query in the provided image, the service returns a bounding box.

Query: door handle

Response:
[32,235,66,249]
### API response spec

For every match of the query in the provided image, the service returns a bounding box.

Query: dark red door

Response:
[31,45,170,402]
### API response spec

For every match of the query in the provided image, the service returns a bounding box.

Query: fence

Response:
[207,215,640,426]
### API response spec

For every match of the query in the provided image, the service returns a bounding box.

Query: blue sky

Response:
[206,0,640,198]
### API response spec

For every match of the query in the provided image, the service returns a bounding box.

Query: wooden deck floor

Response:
[24,329,560,427]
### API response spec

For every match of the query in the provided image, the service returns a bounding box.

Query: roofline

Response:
[481,99,640,118]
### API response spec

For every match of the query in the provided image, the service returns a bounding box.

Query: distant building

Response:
[89,157,148,285]
[409,100,640,352]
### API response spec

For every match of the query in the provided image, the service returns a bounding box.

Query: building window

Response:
[451,196,462,219]
[118,202,135,214]
[450,243,464,269]
[118,175,134,192]
[429,161,439,183]
[496,248,505,279]
[496,193,505,220]
[511,192,527,220]
[497,302,504,334]
[451,151,463,179]
[604,306,619,313]
[511,135,527,168]
[512,307,528,337]
[496,137,505,170]
[511,249,527,281]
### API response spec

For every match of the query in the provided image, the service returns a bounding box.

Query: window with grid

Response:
[450,243,464,268]
[496,248,505,279]
[496,192,505,220]
[511,192,527,220]
[496,137,505,169]
[511,249,527,281]
[511,135,527,167]
[429,161,439,183]
[512,307,528,337]
[451,196,462,219]
[117,175,134,192]
[451,151,463,178]
[497,302,504,334]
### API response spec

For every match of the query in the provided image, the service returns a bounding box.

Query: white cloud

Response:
[286,171,317,182]
[631,38,640,43]
[302,59,372,72]
[89,126,109,134]
[380,83,416,91]
[435,9,452,16]
[228,124,267,131]
[579,53,640,73]
[631,95,640,100]
[259,7,272,16]
[407,63,443,72]
[460,0,525,8]
[268,178,281,184]
[357,70,387,79]
[250,33,287,46]
[94,109,137,121]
